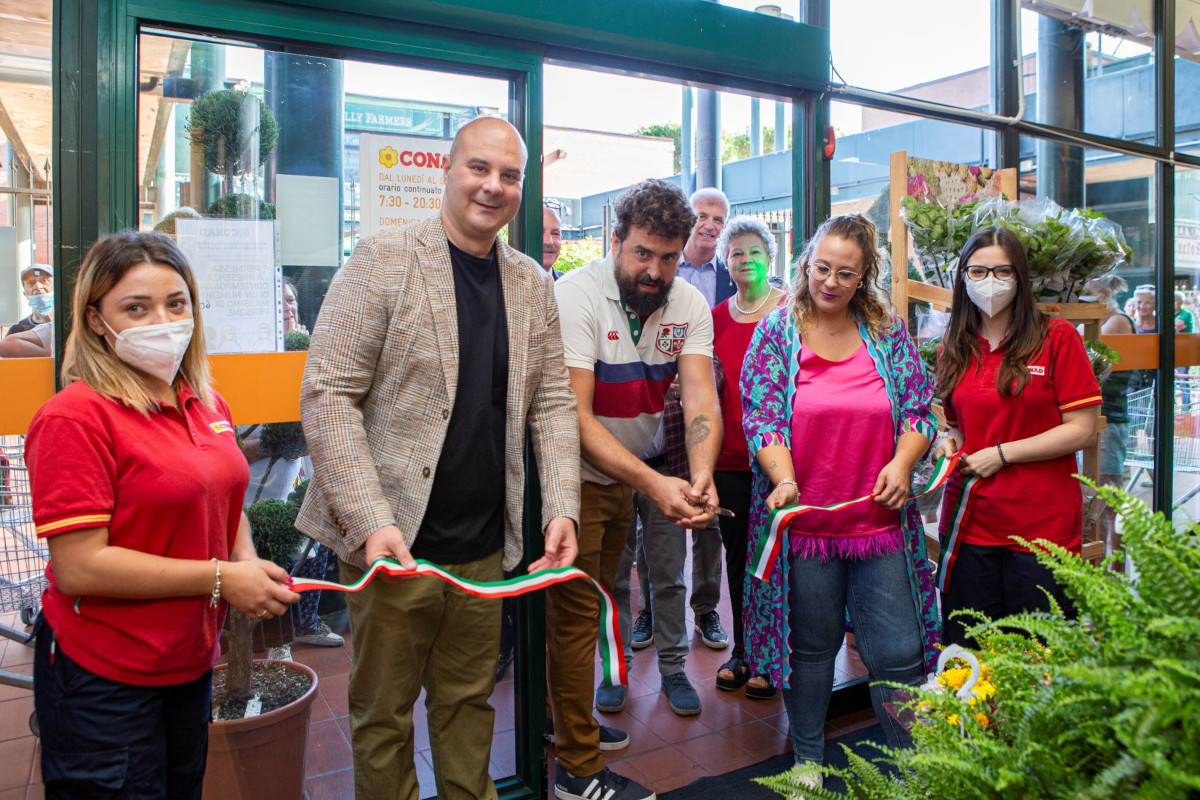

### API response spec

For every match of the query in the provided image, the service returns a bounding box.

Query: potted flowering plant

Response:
[757,481,1200,799]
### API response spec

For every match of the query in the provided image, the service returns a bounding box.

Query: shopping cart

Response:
[1123,378,1200,511]
[0,439,46,693]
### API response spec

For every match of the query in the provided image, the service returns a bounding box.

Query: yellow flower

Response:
[378,146,400,169]
[946,714,960,726]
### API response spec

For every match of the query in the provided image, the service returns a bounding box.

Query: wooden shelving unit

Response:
[887,151,1107,565]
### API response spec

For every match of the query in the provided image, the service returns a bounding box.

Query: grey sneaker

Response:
[595,683,627,713]
[294,621,344,647]
[631,610,654,650]
[661,672,701,716]
[545,718,630,751]
[554,765,655,800]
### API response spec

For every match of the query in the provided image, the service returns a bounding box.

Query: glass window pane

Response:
[138,31,509,354]
[1019,8,1154,145]
[137,29,518,792]
[1174,165,1200,516]
[829,2,991,110]
[0,0,53,361]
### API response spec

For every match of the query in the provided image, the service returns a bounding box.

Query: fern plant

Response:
[757,480,1200,799]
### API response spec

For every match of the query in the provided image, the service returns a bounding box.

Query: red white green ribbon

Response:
[291,559,627,688]
[749,452,963,581]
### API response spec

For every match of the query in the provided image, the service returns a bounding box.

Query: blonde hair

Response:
[790,214,891,337]
[63,231,213,414]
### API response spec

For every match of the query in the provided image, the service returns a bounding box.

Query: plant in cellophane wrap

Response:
[1021,198,1087,301]
[899,195,977,288]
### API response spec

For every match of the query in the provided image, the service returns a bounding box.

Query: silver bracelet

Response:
[775,478,799,495]
[209,558,222,608]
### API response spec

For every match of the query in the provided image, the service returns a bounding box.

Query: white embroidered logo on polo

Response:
[210,421,234,434]
[1028,366,1046,377]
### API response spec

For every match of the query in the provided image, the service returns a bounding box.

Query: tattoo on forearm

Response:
[685,415,711,449]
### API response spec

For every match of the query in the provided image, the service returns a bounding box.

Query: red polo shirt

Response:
[26,380,249,686]
[940,317,1101,552]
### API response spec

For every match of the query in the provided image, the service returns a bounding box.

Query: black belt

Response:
[643,453,667,469]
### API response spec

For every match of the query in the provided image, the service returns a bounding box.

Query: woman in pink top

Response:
[740,215,938,784]
[710,216,786,698]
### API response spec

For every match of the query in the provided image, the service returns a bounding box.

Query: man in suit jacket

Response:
[297,117,580,800]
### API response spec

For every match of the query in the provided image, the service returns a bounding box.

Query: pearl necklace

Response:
[734,288,775,316]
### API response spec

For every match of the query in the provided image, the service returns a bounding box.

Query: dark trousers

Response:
[941,543,1076,647]
[713,469,752,659]
[34,618,212,800]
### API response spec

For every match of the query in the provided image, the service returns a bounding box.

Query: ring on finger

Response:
[257,609,267,618]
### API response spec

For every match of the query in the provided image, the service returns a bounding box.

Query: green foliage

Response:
[555,238,603,274]
[186,89,279,183]
[760,482,1200,800]
[634,122,793,173]
[1085,338,1121,385]
[207,193,275,220]
[918,337,941,392]
[283,331,311,352]
[286,479,310,509]
[245,498,303,569]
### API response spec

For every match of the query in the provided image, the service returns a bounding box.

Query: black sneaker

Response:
[594,683,627,713]
[631,610,654,650]
[695,611,729,649]
[545,718,630,751]
[554,765,655,800]
[661,672,701,716]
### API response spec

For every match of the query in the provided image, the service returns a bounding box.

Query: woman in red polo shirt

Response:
[25,231,298,799]
[935,226,1101,646]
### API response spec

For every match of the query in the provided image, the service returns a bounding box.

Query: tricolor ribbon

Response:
[749,452,963,581]
[291,559,627,687]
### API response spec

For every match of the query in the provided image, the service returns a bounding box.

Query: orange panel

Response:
[210,352,307,425]
[1178,333,1200,367]
[1102,334,1157,371]
[0,358,56,434]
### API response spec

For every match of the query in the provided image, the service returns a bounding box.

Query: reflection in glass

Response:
[137,29,517,791]
[0,0,53,359]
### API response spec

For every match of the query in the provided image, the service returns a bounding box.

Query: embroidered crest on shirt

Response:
[655,323,689,357]
[210,420,234,434]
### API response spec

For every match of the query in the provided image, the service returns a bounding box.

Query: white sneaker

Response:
[789,764,823,799]
[294,621,344,647]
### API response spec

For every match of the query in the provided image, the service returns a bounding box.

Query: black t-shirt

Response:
[411,241,509,565]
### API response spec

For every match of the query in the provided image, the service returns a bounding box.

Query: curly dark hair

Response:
[612,179,696,245]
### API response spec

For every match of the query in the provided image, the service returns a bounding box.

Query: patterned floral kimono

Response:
[740,307,941,689]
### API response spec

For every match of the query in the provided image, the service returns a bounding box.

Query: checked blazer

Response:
[296,215,581,571]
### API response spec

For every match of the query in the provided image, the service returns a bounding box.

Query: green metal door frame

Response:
[53,3,830,797]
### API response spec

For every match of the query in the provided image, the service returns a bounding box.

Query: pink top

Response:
[788,342,902,560]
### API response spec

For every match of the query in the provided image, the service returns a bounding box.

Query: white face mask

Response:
[100,316,194,385]
[964,276,1018,318]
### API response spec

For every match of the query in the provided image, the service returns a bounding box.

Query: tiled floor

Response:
[0,576,871,800]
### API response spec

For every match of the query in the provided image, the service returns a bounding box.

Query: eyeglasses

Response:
[808,263,861,287]
[963,264,1016,281]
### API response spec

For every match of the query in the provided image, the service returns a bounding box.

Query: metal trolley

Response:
[1124,377,1200,511]
[0,438,46,693]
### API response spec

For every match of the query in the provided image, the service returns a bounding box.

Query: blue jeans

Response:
[782,547,925,764]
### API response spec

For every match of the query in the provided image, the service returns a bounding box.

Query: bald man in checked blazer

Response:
[297,117,580,800]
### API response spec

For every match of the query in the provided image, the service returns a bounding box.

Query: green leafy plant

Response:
[186,89,279,194]
[757,481,1200,799]
[1085,338,1122,385]
[207,192,275,220]
[555,238,604,274]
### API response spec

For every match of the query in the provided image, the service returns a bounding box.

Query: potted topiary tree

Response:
[186,88,278,219]
[203,488,320,800]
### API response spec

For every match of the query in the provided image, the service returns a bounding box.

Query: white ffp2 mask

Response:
[100,316,194,385]
[964,276,1017,318]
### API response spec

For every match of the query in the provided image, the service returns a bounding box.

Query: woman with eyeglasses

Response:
[935,227,1101,647]
[741,215,939,784]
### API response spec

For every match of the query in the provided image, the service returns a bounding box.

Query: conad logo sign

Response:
[378,145,445,169]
